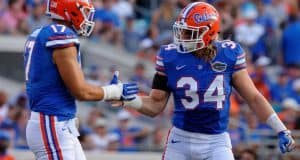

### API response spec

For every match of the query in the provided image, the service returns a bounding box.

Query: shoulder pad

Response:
[159,44,178,60]
[216,40,245,61]
[161,44,178,52]
[44,24,79,48]
[217,40,247,71]
[155,44,178,74]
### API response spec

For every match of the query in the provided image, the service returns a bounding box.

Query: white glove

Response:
[101,71,138,101]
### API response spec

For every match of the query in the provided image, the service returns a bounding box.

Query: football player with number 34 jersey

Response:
[113,2,295,160]
[24,0,138,160]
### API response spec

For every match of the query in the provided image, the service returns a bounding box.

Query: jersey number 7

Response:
[177,75,225,110]
[24,41,35,81]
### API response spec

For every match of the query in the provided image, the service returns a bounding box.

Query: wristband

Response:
[101,84,121,100]
[123,96,143,109]
[266,113,287,133]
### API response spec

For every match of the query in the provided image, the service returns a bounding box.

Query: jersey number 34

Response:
[177,75,225,110]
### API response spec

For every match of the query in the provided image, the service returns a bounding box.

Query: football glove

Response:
[102,71,138,101]
[278,130,295,154]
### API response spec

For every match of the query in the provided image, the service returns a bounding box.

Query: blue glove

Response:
[278,130,295,154]
[110,71,138,101]
[110,71,120,84]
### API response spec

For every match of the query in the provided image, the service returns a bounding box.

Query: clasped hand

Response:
[104,71,138,105]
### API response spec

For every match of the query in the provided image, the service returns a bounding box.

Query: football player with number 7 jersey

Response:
[24,0,138,160]
[112,2,295,160]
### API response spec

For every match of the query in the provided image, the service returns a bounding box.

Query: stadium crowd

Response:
[0,0,300,159]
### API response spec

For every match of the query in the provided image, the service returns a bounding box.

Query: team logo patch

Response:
[211,61,227,72]
[193,13,218,24]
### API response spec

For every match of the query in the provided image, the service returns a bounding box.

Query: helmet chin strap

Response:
[183,42,197,52]
[177,40,205,53]
[64,11,71,21]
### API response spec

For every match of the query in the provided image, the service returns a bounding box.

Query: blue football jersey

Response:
[24,23,81,121]
[156,40,246,134]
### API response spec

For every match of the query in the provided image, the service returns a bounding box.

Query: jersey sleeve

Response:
[155,47,166,75]
[233,43,247,72]
[45,24,80,49]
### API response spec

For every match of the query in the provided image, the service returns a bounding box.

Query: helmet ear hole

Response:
[207,24,212,29]
[71,12,77,17]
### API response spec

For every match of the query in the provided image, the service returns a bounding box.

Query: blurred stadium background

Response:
[0,0,300,159]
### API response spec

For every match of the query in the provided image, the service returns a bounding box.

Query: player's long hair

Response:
[192,44,217,62]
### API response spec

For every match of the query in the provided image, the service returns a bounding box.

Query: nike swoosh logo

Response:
[176,65,186,70]
[171,139,181,144]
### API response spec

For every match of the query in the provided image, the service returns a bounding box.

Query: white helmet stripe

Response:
[46,0,50,14]
[182,2,201,18]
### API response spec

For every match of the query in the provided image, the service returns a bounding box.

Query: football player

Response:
[24,0,138,160]
[112,2,295,160]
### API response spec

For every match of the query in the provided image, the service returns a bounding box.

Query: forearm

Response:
[247,92,275,122]
[124,93,168,118]
[136,96,166,117]
[74,83,104,101]
[247,93,287,133]
[76,82,128,102]
[232,70,277,122]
